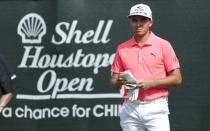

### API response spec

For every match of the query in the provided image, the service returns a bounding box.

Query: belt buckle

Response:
[136,99,149,104]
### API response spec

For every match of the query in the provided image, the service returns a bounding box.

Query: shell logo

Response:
[17,13,47,44]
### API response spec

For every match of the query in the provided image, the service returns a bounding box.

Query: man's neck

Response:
[134,31,151,45]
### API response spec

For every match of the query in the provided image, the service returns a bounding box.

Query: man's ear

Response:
[149,20,153,27]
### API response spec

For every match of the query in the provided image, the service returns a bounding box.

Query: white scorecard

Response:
[120,70,136,84]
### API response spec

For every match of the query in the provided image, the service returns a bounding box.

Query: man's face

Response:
[129,15,153,37]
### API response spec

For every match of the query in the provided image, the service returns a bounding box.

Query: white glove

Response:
[126,83,137,90]
[126,84,139,101]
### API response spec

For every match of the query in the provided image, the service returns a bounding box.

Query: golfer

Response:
[111,3,182,131]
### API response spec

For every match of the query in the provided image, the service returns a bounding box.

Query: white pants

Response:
[119,97,170,131]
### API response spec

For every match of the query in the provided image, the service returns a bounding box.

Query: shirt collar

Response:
[129,32,155,47]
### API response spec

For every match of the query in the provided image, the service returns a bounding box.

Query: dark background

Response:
[0,0,209,130]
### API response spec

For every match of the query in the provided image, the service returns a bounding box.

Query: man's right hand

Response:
[111,72,127,90]
[118,75,127,85]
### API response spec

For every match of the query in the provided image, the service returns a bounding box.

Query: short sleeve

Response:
[162,42,180,73]
[0,56,14,94]
[111,47,124,73]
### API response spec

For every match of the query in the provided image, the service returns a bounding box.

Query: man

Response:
[111,3,182,131]
[0,56,15,113]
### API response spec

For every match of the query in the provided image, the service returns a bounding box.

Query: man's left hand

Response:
[136,79,155,90]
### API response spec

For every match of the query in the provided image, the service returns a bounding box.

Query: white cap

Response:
[128,4,152,20]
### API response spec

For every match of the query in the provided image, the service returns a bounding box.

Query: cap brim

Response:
[127,14,152,20]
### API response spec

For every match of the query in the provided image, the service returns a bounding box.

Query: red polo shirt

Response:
[111,32,180,100]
